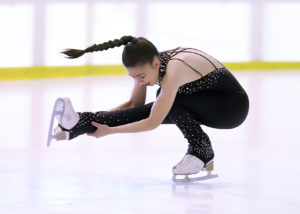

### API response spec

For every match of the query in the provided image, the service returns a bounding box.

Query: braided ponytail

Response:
[61,35,137,59]
[61,35,158,68]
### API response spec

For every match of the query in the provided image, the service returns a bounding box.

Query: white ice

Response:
[0,71,300,214]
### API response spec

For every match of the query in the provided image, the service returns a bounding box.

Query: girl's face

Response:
[126,56,160,87]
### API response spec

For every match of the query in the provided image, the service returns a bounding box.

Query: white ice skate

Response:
[47,97,79,147]
[172,154,218,183]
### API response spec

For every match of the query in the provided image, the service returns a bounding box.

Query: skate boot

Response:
[47,97,79,147]
[172,154,218,182]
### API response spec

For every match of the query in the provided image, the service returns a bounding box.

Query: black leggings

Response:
[63,71,249,164]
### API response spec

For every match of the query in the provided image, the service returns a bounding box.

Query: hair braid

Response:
[61,35,137,59]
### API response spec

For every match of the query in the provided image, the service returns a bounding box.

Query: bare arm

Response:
[87,60,183,138]
[109,67,180,133]
[129,81,147,107]
[107,80,146,111]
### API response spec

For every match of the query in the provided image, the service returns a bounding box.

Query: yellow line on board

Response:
[0,65,126,81]
[0,62,300,81]
[223,61,300,70]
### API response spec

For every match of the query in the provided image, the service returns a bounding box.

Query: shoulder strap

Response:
[167,47,224,70]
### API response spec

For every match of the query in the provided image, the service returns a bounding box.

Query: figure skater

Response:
[47,35,249,182]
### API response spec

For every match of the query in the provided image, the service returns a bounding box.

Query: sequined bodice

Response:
[157,52,171,85]
[156,49,230,95]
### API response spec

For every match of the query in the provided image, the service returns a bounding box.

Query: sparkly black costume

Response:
[62,47,249,164]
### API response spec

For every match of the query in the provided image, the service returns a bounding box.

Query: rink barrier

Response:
[1,61,300,81]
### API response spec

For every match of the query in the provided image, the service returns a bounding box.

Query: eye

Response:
[137,75,145,80]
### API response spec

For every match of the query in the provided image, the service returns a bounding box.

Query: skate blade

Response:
[47,98,64,147]
[172,172,218,183]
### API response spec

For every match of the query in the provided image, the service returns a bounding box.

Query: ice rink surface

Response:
[0,71,300,214]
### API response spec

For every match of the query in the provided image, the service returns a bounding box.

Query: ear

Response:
[152,56,160,69]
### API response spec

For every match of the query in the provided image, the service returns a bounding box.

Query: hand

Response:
[87,121,112,138]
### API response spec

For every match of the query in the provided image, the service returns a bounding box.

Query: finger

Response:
[91,121,99,127]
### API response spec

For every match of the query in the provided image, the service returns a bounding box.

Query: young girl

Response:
[48,35,249,181]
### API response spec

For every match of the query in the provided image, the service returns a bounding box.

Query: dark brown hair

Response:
[61,35,159,67]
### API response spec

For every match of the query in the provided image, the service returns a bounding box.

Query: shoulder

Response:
[160,59,187,90]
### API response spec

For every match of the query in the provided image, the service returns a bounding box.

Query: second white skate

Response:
[172,154,218,183]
